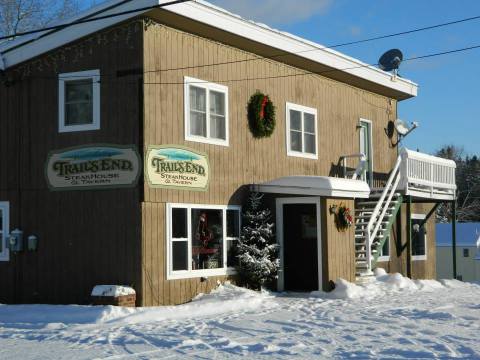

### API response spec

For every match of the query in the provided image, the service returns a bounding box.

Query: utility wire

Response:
[1,2,479,72]
[137,43,480,85]
[0,0,193,41]
[27,42,480,85]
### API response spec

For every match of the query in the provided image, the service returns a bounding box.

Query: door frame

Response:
[359,118,373,186]
[275,197,322,292]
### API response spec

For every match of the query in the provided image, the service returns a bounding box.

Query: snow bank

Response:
[314,270,451,301]
[91,285,135,297]
[0,283,273,329]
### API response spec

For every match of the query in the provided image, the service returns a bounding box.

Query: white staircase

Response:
[354,155,403,276]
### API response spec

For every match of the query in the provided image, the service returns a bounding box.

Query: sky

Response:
[81,0,480,156]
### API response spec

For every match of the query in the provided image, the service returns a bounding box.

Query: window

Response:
[463,249,470,258]
[411,214,427,260]
[167,204,240,279]
[0,202,9,261]
[184,77,229,146]
[286,103,318,159]
[59,70,100,133]
[378,235,390,262]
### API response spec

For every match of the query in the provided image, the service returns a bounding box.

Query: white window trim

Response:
[412,213,427,261]
[184,76,229,147]
[166,203,241,280]
[59,69,101,133]
[0,202,10,262]
[285,102,318,159]
[359,118,374,186]
[377,234,390,262]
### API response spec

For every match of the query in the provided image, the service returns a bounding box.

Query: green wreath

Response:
[247,91,276,138]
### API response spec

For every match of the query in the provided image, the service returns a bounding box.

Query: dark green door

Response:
[283,204,319,291]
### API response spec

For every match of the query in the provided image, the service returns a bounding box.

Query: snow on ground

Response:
[1,272,480,359]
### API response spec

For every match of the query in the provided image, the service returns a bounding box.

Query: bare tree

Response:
[0,0,82,40]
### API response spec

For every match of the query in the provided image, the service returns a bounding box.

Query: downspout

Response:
[0,51,5,71]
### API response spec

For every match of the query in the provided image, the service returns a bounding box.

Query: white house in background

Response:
[436,223,480,281]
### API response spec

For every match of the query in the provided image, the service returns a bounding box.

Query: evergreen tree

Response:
[236,192,279,290]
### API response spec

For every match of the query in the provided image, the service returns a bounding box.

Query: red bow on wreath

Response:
[259,96,268,120]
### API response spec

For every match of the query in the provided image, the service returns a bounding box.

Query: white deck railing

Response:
[399,149,456,200]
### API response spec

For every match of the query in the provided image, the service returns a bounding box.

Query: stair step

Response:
[356,201,399,207]
[356,221,389,227]
[355,213,394,220]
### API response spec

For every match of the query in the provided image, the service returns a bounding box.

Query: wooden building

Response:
[0,0,457,306]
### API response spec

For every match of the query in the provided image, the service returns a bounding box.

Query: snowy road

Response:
[1,272,480,359]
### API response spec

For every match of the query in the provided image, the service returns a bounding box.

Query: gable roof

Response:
[0,0,418,100]
[436,223,480,247]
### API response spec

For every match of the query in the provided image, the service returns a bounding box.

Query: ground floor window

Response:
[412,214,427,261]
[378,234,390,262]
[167,203,240,279]
[0,202,9,261]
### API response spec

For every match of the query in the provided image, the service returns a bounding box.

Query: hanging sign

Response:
[145,145,210,191]
[46,144,141,191]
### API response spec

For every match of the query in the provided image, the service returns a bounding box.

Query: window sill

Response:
[185,135,229,147]
[0,252,10,262]
[412,255,427,261]
[287,151,318,160]
[377,256,390,262]
[167,267,237,280]
[59,124,100,133]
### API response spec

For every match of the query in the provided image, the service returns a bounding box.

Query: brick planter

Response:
[92,293,136,307]
[91,285,136,307]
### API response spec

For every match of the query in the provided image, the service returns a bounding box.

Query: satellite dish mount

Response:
[393,119,419,146]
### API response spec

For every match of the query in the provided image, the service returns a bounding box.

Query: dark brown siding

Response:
[141,23,397,305]
[0,21,144,304]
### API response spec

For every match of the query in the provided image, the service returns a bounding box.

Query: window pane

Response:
[172,241,188,271]
[65,80,92,102]
[412,219,426,256]
[65,103,93,126]
[0,210,3,231]
[304,113,316,133]
[191,209,223,270]
[172,208,187,238]
[464,249,469,257]
[227,240,238,267]
[227,210,240,238]
[190,111,207,137]
[290,110,302,130]
[290,130,302,152]
[304,133,316,154]
[381,236,389,257]
[210,90,225,116]
[210,115,226,140]
[189,86,206,112]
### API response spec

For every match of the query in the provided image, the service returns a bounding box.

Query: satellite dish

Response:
[379,49,403,72]
[395,119,419,138]
[394,119,410,136]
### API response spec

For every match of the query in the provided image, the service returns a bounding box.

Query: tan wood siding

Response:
[141,23,397,305]
[321,198,356,290]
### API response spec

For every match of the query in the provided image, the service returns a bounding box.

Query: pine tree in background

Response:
[236,192,279,290]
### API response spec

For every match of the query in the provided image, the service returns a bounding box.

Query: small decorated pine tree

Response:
[236,192,279,290]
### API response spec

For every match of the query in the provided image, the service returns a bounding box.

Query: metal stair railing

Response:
[365,155,402,272]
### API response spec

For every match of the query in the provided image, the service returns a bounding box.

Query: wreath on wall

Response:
[247,91,276,138]
[329,203,353,232]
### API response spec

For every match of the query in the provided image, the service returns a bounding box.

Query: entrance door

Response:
[359,119,373,185]
[283,203,319,291]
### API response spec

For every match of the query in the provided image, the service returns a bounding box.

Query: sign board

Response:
[145,145,210,191]
[46,144,141,191]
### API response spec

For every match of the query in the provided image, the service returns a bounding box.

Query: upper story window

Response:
[184,77,229,146]
[286,102,318,159]
[59,70,100,133]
